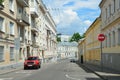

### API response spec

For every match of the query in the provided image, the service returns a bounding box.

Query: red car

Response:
[24,56,41,69]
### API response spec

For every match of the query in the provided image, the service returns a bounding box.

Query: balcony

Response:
[30,1,39,18]
[30,8,39,18]
[16,12,29,26]
[16,0,29,7]
[31,27,39,32]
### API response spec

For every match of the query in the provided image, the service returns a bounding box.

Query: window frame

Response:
[0,17,5,32]
[0,46,4,62]
[10,47,14,60]
[9,22,14,35]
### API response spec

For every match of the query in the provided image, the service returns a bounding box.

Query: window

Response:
[0,46,4,61]
[106,8,108,20]
[109,4,111,17]
[19,48,22,59]
[10,47,14,60]
[118,29,120,45]
[9,0,14,11]
[9,22,14,35]
[119,0,120,9]
[113,0,116,13]
[108,33,111,47]
[112,31,116,46]
[0,17,5,32]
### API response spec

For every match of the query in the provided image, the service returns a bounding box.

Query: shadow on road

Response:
[75,61,120,80]
[73,61,93,73]
[86,77,103,80]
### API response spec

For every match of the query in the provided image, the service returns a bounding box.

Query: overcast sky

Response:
[43,0,101,35]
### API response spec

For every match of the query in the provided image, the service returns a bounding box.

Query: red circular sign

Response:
[98,34,105,41]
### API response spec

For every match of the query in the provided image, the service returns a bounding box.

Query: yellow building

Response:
[84,17,101,65]
[99,0,120,71]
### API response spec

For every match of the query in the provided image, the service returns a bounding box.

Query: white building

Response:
[57,42,78,60]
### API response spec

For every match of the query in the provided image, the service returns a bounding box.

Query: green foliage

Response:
[0,0,4,4]
[57,36,61,42]
[69,32,84,42]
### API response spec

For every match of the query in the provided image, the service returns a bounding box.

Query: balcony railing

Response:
[16,12,29,26]
[16,0,29,7]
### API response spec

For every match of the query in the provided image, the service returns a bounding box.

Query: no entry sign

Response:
[98,34,105,42]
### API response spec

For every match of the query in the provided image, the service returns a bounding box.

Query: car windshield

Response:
[27,57,37,60]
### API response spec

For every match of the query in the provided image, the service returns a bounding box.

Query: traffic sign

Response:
[98,34,105,42]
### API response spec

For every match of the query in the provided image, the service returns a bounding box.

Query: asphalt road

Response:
[0,60,103,80]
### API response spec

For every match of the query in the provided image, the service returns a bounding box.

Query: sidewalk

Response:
[81,63,120,80]
[0,62,24,75]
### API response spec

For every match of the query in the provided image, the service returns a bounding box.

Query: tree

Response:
[0,0,4,5]
[57,36,61,42]
[69,32,84,42]
[56,34,61,42]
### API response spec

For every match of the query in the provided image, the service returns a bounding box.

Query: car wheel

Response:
[39,65,41,68]
[24,67,27,70]
[35,66,39,69]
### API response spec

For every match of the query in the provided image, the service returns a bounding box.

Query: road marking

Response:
[65,74,81,80]
[0,78,13,80]
[15,71,32,73]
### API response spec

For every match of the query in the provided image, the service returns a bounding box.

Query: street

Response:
[0,60,103,80]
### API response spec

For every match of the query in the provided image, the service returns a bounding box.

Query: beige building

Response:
[78,0,120,71]
[0,0,57,69]
[84,17,101,65]
[78,38,85,63]
[0,0,30,67]
[78,17,101,65]
[99,0,120,71]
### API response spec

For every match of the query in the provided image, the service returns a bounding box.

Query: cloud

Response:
[43,0,101,35]
[84,20,92,26]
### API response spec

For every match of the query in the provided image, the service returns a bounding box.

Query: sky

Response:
[43,0,101,35]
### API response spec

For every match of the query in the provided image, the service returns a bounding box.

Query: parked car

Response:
[24,56,41,69]
[70,58,78,63]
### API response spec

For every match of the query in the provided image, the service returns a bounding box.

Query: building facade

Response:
[99,0,120,71]
[84,17,101,65]
[78,17,101,65]
[57,42,78,60]
[78,0,120,71]
[78,38,85,63]
[0,0,57,69]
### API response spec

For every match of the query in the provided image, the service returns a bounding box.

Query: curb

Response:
[0,67,23,75]
[81,64,108,80]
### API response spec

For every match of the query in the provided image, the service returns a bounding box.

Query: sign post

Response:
[98,34,105,71]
